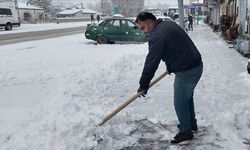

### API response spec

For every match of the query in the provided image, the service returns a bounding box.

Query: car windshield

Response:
[99,20,109,26]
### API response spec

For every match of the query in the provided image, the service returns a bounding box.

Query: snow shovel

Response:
[98,71,168,126]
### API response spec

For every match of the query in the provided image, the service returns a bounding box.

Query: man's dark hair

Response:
[135,11,157,23]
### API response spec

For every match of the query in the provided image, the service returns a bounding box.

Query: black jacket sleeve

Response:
[139,34,164,89]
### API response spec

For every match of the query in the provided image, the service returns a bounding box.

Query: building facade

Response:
[18,2,44,23]
[102,0,144,17]
[56,8,98,18]
[204,0,250,55]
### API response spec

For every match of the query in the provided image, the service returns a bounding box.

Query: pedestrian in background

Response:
[135,11,203,144]
[96,14,100,23]
[90,14,94,24]
[188,14,193,31]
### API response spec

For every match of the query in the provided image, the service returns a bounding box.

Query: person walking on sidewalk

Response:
[96,14,100,23]
[135,12,203,143]
[188,14,193,31]
[90,14,95,24]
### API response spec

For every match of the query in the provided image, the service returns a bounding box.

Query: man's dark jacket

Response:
[139,19,202,89]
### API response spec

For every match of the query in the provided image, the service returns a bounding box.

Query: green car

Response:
[85,18,146,44]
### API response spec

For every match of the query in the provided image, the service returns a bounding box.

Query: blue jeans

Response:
[174,63,203,133]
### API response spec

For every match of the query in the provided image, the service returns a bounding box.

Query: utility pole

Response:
[14,0,21,24]
[101,0,104,14]
[178,0,184,29]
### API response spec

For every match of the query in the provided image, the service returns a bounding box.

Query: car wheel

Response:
[5,23,12,31]
[96,36,108,44]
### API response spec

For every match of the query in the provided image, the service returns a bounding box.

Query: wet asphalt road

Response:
[0,26,86,45]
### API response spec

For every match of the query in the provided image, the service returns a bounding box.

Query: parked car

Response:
[0,3,20,30]
[85,18,146,44]
[171,13,179,20]
[247,59,250,74]
[156,15,173,22]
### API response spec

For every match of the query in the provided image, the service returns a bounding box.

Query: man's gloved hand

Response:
[137,87,148,97]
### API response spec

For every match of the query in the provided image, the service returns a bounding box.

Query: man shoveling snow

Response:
[135,12,203,144]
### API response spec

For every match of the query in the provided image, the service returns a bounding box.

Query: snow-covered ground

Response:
[0,23,250,150]
[0,21,91,35]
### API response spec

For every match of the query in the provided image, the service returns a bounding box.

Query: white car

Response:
[0,3,20,30]
[156,15,173,22]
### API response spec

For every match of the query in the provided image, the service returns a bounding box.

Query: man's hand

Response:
[137,87,148,97]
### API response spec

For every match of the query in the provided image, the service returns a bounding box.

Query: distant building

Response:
[99,0,143,16]
[189,0,197,3]
[18,2,44,23]
[143,8,163,16]
[114,0,144,17]
[56,8,99,18]
[126,0,144,17]
[56,9,83,18]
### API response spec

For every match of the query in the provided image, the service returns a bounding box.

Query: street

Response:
[0,23,249,149]
[0,26,86,45]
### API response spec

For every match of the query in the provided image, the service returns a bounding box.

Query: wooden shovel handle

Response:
[98,71,168,126]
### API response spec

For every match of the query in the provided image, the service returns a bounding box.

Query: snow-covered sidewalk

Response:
[0,23,250,150]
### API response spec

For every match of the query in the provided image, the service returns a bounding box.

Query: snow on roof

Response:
[0,2,15,8]
[191,0,203,4]
[168,6,178,9]
[18,2,43,10]
[57,9,81,15]
[113,14,124,18]
[57,8,98,15]
[81,8,98,14]
[144,8,161,10]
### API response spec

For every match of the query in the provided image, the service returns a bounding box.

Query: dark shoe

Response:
[177,123,198,132]
[170,132,193,144]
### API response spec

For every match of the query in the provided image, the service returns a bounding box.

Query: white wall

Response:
[18,9,44,23]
